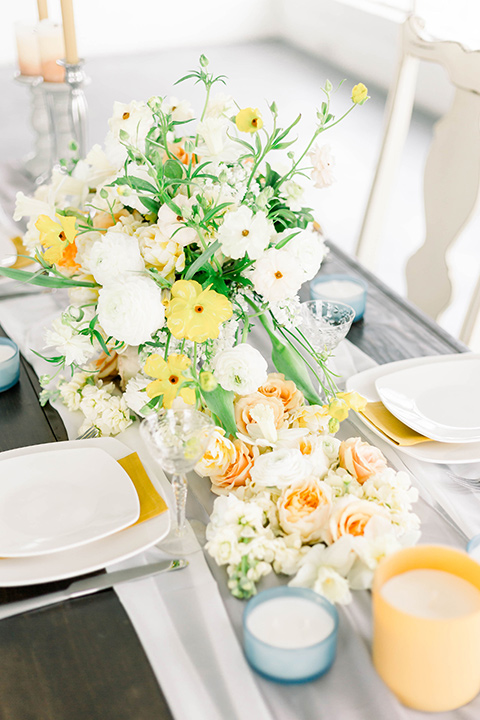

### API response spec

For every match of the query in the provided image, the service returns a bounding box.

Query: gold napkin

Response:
[9,237,35,270]
[360,401,433,446]
[118,452,168,524]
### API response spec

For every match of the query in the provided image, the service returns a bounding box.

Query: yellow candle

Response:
[60,0,78,64]
[37,0,48,21]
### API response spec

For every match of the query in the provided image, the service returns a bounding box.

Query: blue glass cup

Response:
[243,587,339,684]
[0,338,20,392]
[311,273,368,322]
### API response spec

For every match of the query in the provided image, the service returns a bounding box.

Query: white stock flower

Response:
[250,448,310,489]
[251,248,304,302]
[89,230,145,285]
[307,144,336,189]
[213,344,268,395]
[280,228,327,281]
[44,317,95,367]
[206,525,243,566]
[78,384,132,436]
[58,371,90,411]
[196,117,240,164]
[217,206,274,260]
[97,276,165,345]
[123,374,151,416]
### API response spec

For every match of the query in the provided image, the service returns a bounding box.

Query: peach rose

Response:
[287,404,330,433]
[327,496,390,543]
[209,439,254,491]
[92,208,130,230]
[338,437,387,484]
[195,428,236,478]
[278,477,333,543]
[235,393,284,437]
[258,373,304,412]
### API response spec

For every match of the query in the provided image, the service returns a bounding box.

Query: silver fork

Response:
[76,426,101,440]
[446,470,480,490]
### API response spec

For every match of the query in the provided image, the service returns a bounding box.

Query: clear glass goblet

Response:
[299,299,355,356]
[141,408,214,554]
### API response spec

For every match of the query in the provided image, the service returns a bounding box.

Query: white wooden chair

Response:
[356,15,480,345]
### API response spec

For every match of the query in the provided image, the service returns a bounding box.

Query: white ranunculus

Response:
[44,317,95,367]
[217,206,274,260]
[97,276,165,345]
[213,344,268,395]
[250,448,310,489]
[279,227,327,281]
[307,143,335,189]
[196,117,241,164]
[250,247,304,302]
[89,229,145,286]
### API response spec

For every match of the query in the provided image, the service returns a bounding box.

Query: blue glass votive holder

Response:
[243,587,339,684]
[311,273,368,322]
[0,338,20,392]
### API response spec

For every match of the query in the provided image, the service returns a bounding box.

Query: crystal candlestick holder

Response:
[14,74,50,183]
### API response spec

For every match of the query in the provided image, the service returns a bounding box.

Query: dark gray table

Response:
[0,241,466,720]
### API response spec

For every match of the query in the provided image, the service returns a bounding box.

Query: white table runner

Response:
[1,291,480,720]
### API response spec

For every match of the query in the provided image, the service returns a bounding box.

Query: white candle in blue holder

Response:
[311,273,368,321]
[0,339,20,393]
[243,587,338,683]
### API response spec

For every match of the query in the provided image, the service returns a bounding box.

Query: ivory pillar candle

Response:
[372,545,480,712]
[243,587,338,683]
[60,0,79,64]
[38,20,65,83]
[15,23,41,77]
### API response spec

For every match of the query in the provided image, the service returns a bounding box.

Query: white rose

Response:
[97,276,165,345]
[278,477,333,543]
[250,448,310,489]
[89,229,145,286]
[250,247,304,302]
[279,228,327,281]
[213,344,268,395]
[217,206,274,260]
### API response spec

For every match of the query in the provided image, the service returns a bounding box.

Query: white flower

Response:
[108,165,156,214]
[78,384,132,436]
[196,117,240,164]
[313,566,352,604]
[278,477,333,543]
[279,227,327,281]
[217,206,274,260]
[97,276,165,345]
[251,247,304,302]
[105,100,153,165]
[156,196,198,247]
[283,179,305,211]
[213,344,268,395]
[84,144,119,186]
[250,448,310,489]
[163,96,194,122]
[89,230,145,285]
[136,225,185,279]
[123,374,150,416]
[13,191,53,223]
[308,144,335,189]
[289,536,356,604]
[44,317,95,366]
[205,93,236,119]
[58,371,90,411]
[206,526,243,566]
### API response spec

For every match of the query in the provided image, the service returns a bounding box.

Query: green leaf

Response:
[164,159,184,180]
[138,197,160,214]
[184,241,220,280]
[110,176,158,195]
[0,267,99,289]
[201,385,237,437]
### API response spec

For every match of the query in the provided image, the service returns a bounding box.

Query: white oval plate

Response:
[0,447,140,557]
[375,357,480,443]
[346,353,480,464]
[0,437,171,585]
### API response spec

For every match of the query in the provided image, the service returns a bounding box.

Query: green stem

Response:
[163,332,171,361]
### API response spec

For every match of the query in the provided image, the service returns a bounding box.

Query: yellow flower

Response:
[35,214,78,265]
[235,107,264,133]
[351,83,369,105]
[166,279,233,343]
[328,398,349,422]
[337,391,367,412]
[144,353,196,409]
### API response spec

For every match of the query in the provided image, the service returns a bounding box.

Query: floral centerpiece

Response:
[1,58,420,602]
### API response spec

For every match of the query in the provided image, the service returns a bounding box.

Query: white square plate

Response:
[0,447,140,557]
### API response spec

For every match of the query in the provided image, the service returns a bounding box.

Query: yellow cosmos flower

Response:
[144,353,196,409]
[235,107,264,133]
[35,214,78,265]
[351,83,369,105]
[166,279,233,343]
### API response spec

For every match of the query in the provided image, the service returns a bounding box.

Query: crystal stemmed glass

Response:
[140,408,214,554]
[299,299,355,356]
